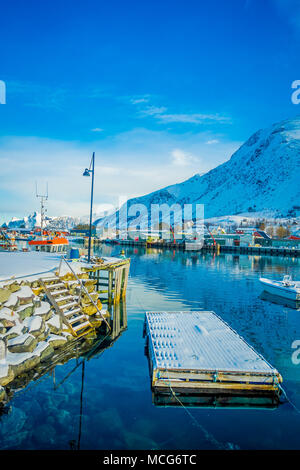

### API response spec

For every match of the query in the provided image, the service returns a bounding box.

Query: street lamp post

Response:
[83,152,95,263]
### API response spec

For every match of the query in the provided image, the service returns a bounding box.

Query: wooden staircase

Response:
[40,275,94,338]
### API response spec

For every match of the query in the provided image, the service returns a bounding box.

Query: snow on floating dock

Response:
[145,311,282,396]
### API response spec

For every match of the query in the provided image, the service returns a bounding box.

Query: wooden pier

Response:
[144,311,282,398]
[81,257,130,305]
[99,238,300,257]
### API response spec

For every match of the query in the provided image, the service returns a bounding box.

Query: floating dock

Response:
[144,311,282,397]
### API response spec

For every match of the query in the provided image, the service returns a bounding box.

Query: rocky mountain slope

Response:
[2,212,80,230]
[98,117,300,227]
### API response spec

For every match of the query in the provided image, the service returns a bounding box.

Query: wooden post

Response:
[112,302,121,339]
[108,270,113,305]
[122,264,129,297]
[120,299,127,330]
[114,267,122,303]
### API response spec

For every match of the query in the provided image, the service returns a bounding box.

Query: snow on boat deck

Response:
[145,311,282,396]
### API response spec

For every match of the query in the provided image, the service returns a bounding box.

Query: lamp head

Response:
[83,168,90,177]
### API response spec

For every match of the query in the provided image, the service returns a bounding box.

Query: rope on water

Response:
[135,291,236,450]
[159,373,234,450]
[278,383,300,415]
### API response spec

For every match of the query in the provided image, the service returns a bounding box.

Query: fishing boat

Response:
[28,235,69,252]
[0,230,18,251]
[184,223,205,251]
[259,275,300,301]
[184,237,203,251]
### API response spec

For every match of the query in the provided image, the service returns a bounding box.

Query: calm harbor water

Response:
[1,245,300,450]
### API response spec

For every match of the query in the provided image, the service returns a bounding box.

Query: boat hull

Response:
[185,241,203,251]
[260,278,300,301]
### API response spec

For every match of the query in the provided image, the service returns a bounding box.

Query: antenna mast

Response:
[35,182,48,236]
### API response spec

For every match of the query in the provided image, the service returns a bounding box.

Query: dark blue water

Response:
[1,245,300,450]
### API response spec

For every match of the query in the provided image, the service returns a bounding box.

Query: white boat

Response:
[259,275,300,301]
[185,239,203,251]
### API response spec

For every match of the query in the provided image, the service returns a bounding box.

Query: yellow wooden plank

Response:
[154,380,279,392]
[158,370,282,384]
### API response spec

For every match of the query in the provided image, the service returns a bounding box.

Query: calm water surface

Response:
[1,245,300,450]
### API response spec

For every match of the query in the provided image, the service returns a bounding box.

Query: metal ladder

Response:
[40,276,94,338]
[57,257,111,332]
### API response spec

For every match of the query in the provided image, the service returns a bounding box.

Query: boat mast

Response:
[36,182,48,238]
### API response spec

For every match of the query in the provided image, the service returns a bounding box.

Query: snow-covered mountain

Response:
[3,212,42,229]
[98,117,300,228]
[2,212,80,230]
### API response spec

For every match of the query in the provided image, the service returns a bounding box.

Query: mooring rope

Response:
[133,289,237,450]
[160,373,235,450]
[278,383,300,415]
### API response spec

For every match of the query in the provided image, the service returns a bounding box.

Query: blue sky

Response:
[0,0,299,221]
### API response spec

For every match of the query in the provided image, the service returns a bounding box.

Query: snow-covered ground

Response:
[0,252,126,282]
[204,213,300,229]
[0,252,60,281]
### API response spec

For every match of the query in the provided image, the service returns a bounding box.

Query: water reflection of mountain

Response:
[124,247,300,384]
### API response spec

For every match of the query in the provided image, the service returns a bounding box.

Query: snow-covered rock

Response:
[5,351,40,376]
[0,362,14,386]
[46,334,67,349]
[33,341,54,362]
[3,293,19,309]
[16,286,35,305]
[0,271,103,402]
[46,314,62,335]
[15,303,34,321]
[33,301,52,320]
[0,288,11,304]
[23,316,45,337]
[7,333,37,353]
[0,385,6,401]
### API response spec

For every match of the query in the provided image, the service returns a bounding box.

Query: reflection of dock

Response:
[144,311,282,402]
[153,391,279,409]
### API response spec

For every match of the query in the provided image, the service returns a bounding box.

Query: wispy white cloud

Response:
[137,102,231,125]
[171,149,199,166]
[130,95,151,105]
[156,113,230,124]
[206,139,219,145]
[0,129,241,220]
[91,127,104,132]
[140,105,167,116]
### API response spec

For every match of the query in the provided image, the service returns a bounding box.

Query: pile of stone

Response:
[0,272,106,403]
